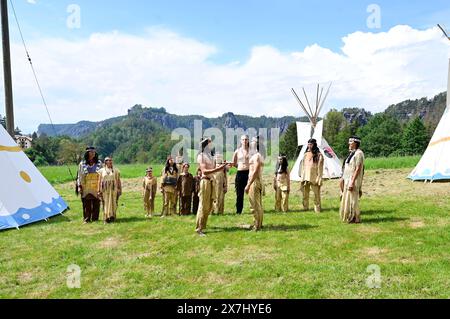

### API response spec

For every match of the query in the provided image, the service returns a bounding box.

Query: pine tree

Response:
[280,122,299,160]
[14,126,22,136]
[334,124,353,158]
[323,109,346,146]
[401,117,430,156]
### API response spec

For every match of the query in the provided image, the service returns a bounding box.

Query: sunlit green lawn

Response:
[0,160,448,299]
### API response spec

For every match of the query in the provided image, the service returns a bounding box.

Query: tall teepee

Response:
[408,60,450,182]
[290,84,343,182]
[0,125,68,230]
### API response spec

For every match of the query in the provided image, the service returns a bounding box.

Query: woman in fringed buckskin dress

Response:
[340,137,365,224]
[98,157,122,223]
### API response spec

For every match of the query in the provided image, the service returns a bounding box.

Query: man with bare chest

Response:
[245,137,264,231]
[196,138,230,236]
[232,135,250,215]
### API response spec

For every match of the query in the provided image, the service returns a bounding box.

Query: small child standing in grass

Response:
[161,157,179,217]
[177,163,194,215]
[143,167,157,218]
[274,155,290,212]
[192,167,202,215]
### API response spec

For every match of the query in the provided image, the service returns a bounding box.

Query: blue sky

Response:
[13,0,450,63]
[4,0,450,132]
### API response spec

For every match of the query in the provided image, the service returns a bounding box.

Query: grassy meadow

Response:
[0,156,449,299]
[38,156,422,185]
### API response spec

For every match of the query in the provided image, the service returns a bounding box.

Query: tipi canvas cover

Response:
[290,120,343,181]
[289,84,343,182]
[0,125,68,230]
[409,61,450,182]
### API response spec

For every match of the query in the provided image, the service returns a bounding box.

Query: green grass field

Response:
[364,156,421,170]
[38,164,166,185]
[38,156,421,185]
[0,158,449,299]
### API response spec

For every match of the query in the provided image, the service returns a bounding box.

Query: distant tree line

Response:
[13,105,431,166]
[24,134,85,166]
[23,115,177,166]
[280,109,430,160]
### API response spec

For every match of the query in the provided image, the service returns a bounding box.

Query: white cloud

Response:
[2,25,450,132]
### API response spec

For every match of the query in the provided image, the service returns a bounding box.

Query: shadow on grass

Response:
[262,208,339,215]
[320,207,340,213]
[116,216,149,223]
[362,209,396,216]
[362,217,409,224]
[47,214,72,224]
[116,214,198,223]
[264,224,319,232]
[208,223,318,233]
[0,214,73,233]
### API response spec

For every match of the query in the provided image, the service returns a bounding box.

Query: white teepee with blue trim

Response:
[409,61,450,182]
[0,125,68,230]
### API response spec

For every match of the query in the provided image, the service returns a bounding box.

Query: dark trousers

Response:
[192,194,199,215]
[82,194,100,222]
[180,195,192,215]
[235,170,250,214]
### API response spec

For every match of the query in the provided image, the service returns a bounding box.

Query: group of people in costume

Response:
[76,147,122,224]
[273,136,365,224]
[195,135,265,236]
[143,156,229,219]
[192,134,365,236]
[75,135,365,234]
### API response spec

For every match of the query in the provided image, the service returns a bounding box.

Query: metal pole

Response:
[1,0,14,137]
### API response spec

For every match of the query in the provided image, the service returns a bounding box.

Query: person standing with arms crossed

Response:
[232,135,250,215]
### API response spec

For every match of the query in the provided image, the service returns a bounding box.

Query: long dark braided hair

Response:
[84,149,99,164]
[307,139,321,163]
[200,137,211,154]
[275,155,289,174]
[345,137,361,162]
[164,156,178,174]
[342,136,362,172]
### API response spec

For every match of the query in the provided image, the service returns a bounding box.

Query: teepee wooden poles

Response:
[291,83,332,129]
[291,88,313,125]
[316,83,332,120]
